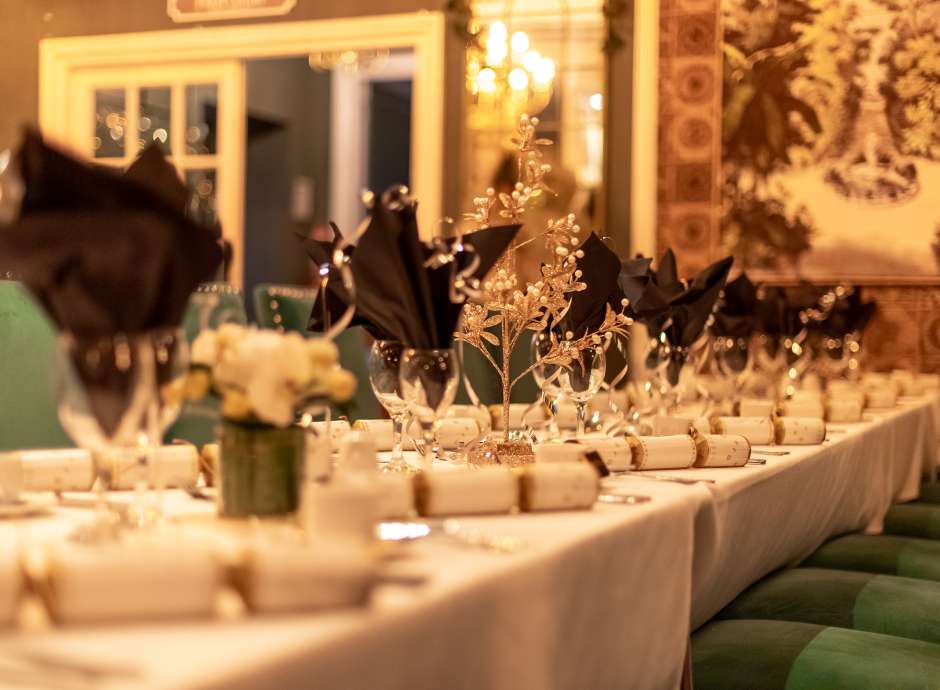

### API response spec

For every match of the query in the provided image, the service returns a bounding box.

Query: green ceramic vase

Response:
[218,422,304,517]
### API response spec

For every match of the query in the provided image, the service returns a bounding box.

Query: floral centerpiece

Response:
[457,115,632,464]
[186,324,356,517]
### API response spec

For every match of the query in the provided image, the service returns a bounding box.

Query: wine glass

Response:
[143,328,190,521]
[55,332,157,540]
[368,340,410,472]
[531,332,563,437]
[713,335,752,407]
[399,348,459,469]
[559,344,606,437]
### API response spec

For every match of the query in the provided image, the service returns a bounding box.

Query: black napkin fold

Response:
[552,232,623,339]
[0,131,222,436]
[620,249,733,385]
[306,187,520,348]
[820,288,876,339]
[754,283,825,358]
[713,273,758,340]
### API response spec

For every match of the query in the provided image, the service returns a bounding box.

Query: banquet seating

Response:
[884,501,940,540]
[253,283,317,333]
[802,534,940,582]
[253,283,380,419]
[0,281,71,450]
[692,619,940,690]
[180,282,248,343]
[716,567,940,643]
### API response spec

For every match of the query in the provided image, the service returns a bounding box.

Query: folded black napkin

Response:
[713,273,758,340]
[820,288,876,340]
[0,131,222,435]
[551,232,623,339]
[754,283,825,356]
[0,131,222,335]
[306,187,520,348]
[620,249,733,384]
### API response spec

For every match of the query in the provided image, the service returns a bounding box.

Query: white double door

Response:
[58,62,245,285]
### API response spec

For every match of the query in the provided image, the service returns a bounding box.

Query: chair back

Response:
[0,281,72,449]
[253,284,317,333]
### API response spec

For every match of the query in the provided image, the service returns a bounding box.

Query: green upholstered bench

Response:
[252,283,379,420]
[168,283,248,446]
[885,502,940,540]
[803,534,940,582]
[718,567,940,644]
[0,281,71,449]
[693,619,940,690]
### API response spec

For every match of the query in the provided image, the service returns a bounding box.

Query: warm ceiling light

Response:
[522,50,541,72]
[533,57,555,85]
[510,31,529,53]
[589,92,603,111]
[508,68,529,91]
[477,67,497,93]
[488,21,507,39]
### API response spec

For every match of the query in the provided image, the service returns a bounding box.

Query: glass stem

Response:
[576,401,587,437]
[421,424,435,470]
[389,414,405,471]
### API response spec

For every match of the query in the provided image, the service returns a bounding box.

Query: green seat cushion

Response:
[919,483,940,504]
[803,534,940,582]
[885,502,940,540]
[0,282,71,450]
[693,619,940,690]
[719,567,940,644]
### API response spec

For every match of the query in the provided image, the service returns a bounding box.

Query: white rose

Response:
[307,338,339,370]
[243,332,313,427]
[215,330,279,389]
[191,330,219,367]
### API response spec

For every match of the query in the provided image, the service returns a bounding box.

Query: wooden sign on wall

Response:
[167,0,296,23]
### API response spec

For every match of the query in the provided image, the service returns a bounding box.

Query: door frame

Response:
[39,12,447,284]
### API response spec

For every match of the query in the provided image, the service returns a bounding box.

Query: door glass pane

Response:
[94,88,126,159]
[186,84,218,155]
[186,169,218,225]
[139,86,171,153]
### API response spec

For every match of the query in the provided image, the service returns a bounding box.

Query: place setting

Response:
[2,4,940,687]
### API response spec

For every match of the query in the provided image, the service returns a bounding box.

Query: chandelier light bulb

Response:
[589,92,603,111]
[508,68,529,91]
[477,67,497,94]
[510,31,529,54]
[533,57,555,85]
[522,50,541,72]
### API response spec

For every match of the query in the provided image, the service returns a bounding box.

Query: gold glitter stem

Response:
[501,309,511,442]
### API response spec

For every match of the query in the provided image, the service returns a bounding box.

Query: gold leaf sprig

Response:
[455,113,631,437]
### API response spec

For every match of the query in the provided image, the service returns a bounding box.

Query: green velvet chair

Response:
[919,483,940,504]
[803,534,940,582]
[167,283,248,446]
[181,282,248,344]
[884,502,940,540]
[693,619,940,690]
[0,281,72,450]
[718,567,940,644]
[252,284,380,420]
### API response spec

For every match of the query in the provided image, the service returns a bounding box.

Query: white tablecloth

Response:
[604,394,940,630]
[0,394,936,690]
[0,484,697,690]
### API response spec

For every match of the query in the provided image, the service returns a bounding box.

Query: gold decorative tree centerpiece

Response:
[457,115,631,465]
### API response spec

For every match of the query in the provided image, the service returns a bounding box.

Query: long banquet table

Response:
[0,395,936,690]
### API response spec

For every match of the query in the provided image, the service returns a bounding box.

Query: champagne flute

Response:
[559,344,606,437]
[399,348,459,469]
[368,340,410,472]
[55,332,155,540]
[531,332,563,437]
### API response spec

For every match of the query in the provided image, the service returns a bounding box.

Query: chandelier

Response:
[466,19,555,122]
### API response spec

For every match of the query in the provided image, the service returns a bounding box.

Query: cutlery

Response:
[747,458,767,465]
[438,519,526,554]
[620,473,716,485]
[597,493,651,505]
[752,450,790,456]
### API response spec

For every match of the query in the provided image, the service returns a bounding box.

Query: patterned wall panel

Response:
[655,0,939,372]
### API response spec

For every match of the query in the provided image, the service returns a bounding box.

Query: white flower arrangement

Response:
[185,324,357,428]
